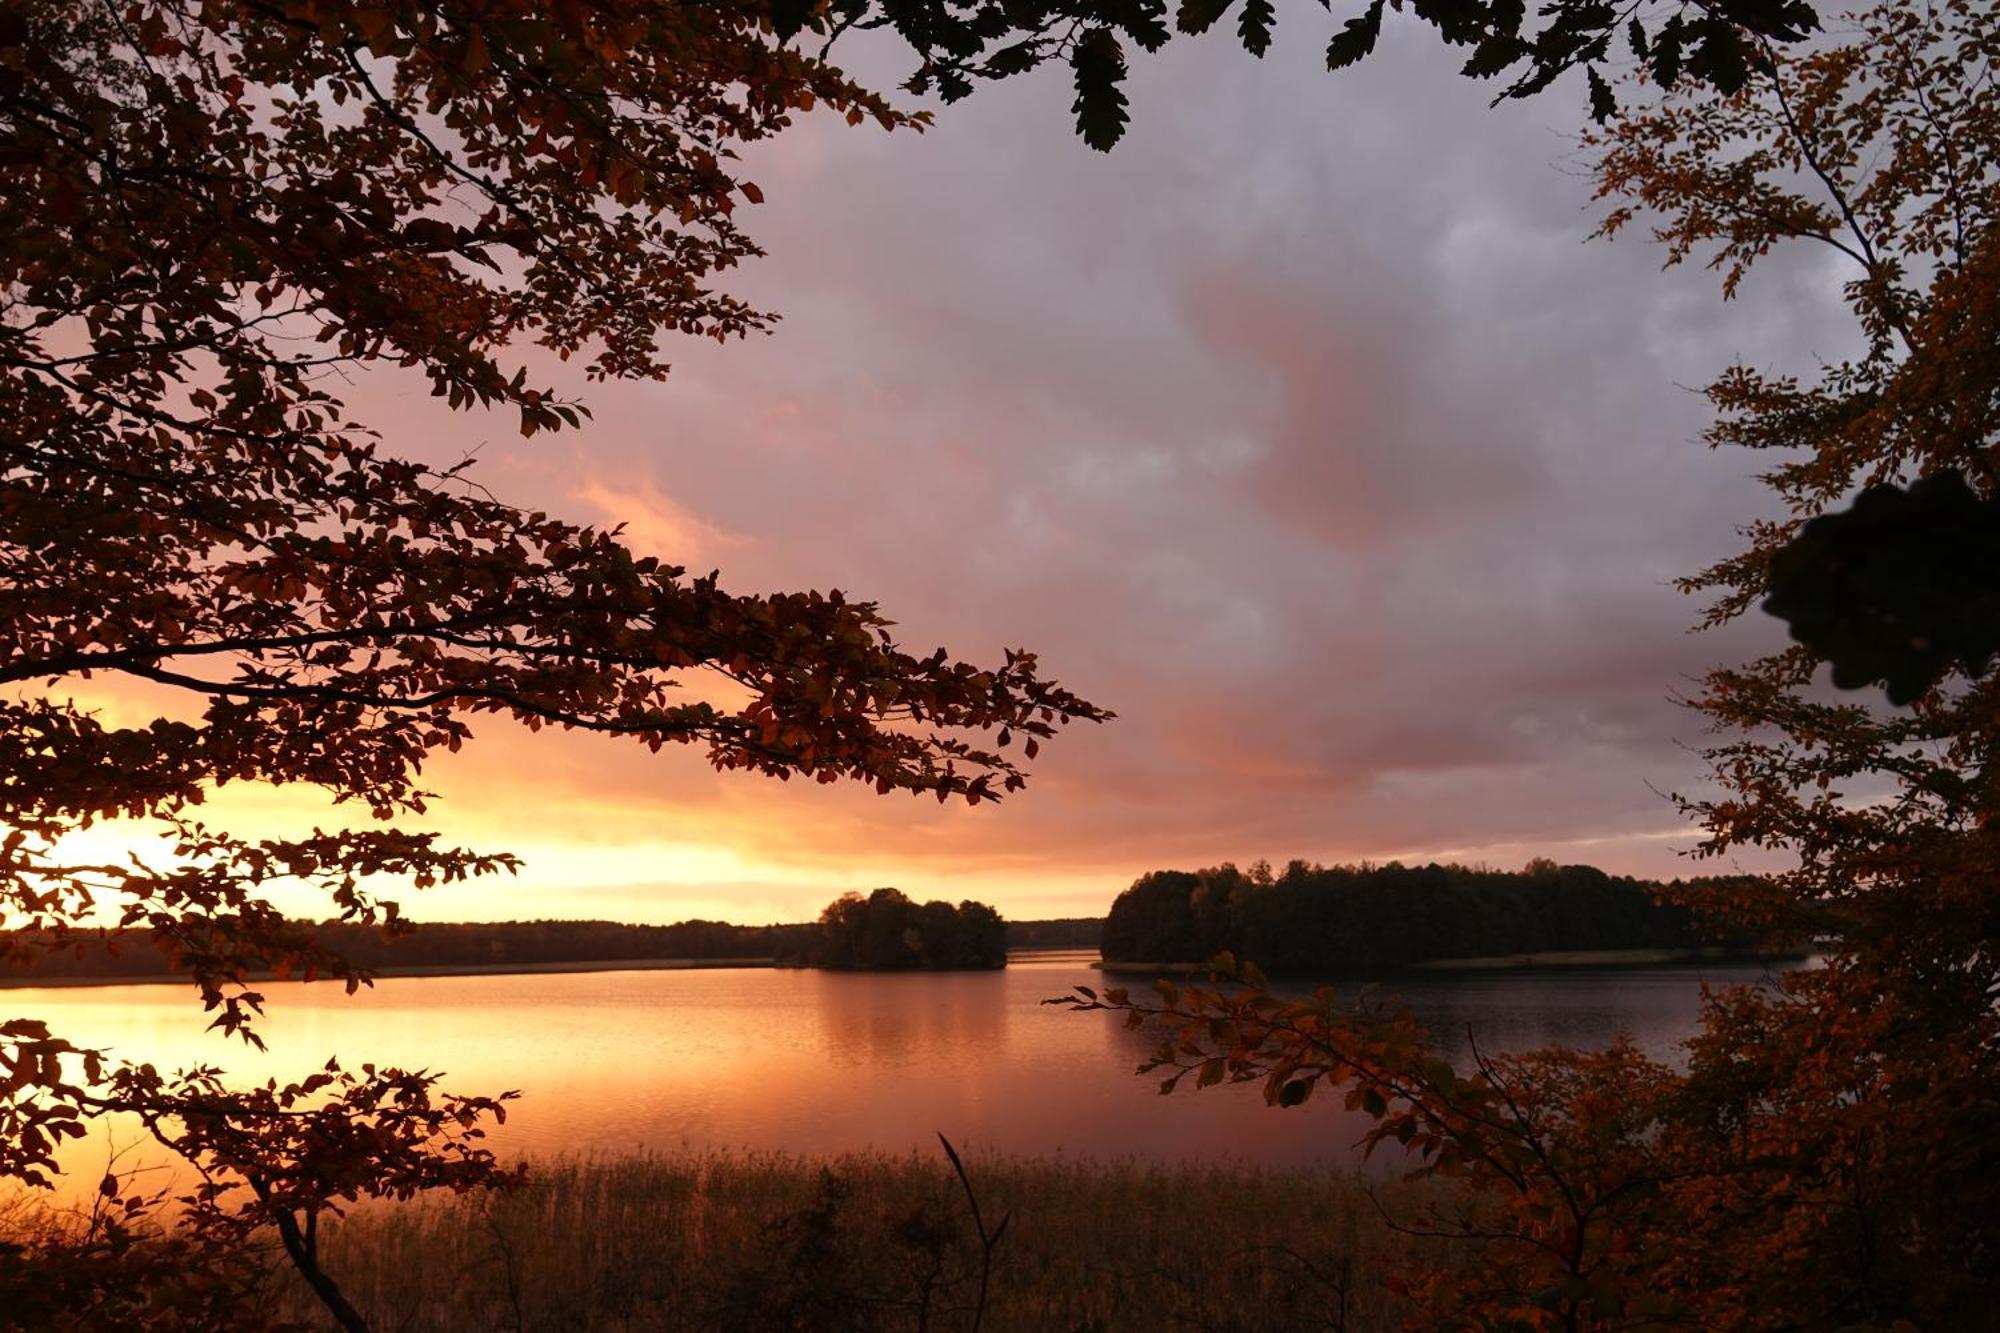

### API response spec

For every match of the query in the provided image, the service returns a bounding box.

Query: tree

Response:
[1057,0,2000,1324]
[1,2,1106,1323]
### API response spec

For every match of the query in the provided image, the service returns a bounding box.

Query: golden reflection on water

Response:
[5,953,1783,1207]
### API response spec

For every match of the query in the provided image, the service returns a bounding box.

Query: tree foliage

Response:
[1761,469,2000,703]
[1,2,1104,1321]
[1059,1,2000,1325]
[1590,0,2000,986]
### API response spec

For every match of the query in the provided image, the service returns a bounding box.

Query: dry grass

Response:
[272,1149,1450,1332]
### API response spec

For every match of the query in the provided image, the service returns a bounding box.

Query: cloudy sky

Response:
[97,16,1855,925]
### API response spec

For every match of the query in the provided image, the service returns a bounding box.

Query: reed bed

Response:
[271,1149,1451,1332]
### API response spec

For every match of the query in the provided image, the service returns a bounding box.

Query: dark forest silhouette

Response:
[1101,860,1758,969]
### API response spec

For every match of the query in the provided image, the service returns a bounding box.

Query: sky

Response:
[87,16,1857,925]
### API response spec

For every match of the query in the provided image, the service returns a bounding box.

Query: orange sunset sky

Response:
[69,20,1847,926]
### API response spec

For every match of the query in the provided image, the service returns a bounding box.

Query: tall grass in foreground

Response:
[271,1149,1452,1331]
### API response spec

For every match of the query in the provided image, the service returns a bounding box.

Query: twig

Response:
[937,1133,1008,1333]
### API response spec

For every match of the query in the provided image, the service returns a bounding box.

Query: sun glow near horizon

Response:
[43,727,1721,931]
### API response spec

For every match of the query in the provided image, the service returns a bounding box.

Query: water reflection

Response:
[5,955,1789,1203]
[812,969,1012,1065]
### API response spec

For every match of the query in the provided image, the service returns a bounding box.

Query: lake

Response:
[9,952,1790,1199]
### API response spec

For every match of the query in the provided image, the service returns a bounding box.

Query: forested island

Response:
[783,888,1009,970]
[1102,859,1762,971]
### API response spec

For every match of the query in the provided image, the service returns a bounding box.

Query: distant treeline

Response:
[1,919,813,982]
[0,913,1103,983]
[1102,860,1751,971]
[1004,918,1103,950]
[787,888,1008,970]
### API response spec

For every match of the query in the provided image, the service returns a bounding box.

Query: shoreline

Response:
[0,944,1806,993]
[0,946,1107,992]
[1409,945,1801,971]
[0,954,780,992]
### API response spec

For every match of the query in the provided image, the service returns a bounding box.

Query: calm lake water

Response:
[11,952,1790,1198]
